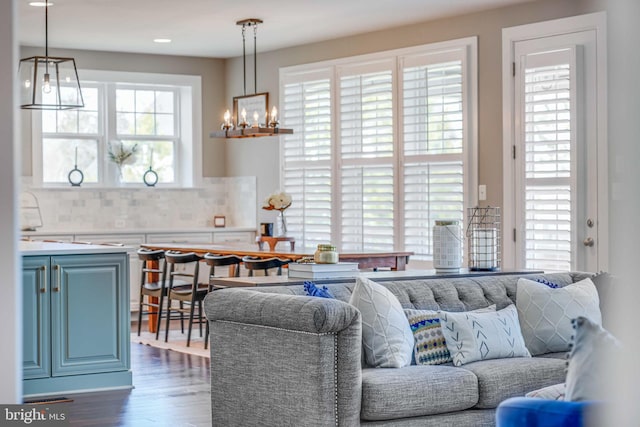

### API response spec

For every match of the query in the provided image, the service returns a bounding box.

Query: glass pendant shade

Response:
[19,55,84,110]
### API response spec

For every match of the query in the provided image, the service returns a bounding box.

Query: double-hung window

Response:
[35,70,201,187]
[114,86,178,184]
[41,83,102,184]
[281,38,477,261]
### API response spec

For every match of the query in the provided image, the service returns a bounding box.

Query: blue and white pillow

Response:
[405,305,496,366]
[439,304,530,366]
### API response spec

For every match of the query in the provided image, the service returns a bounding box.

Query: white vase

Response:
[433,220,462,273]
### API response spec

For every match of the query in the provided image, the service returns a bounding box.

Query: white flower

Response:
[262,191,292,211]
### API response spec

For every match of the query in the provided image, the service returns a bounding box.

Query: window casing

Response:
[33,70,202,188]
[280,38,478,261]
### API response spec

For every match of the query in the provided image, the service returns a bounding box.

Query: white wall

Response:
[604,0,640,423]
[0,0,22,403]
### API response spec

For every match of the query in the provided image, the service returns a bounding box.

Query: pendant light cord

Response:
[253,23,258,95]
[241,24,247,96]
[45,2,49,72]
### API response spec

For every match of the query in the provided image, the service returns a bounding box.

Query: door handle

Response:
[40,265,47,293]
[583,237,594,247]
[53,264,61,292]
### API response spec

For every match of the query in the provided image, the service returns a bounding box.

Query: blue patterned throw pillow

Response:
[303,281,335,299]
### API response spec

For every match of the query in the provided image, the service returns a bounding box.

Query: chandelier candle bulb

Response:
[238,108,248,128]
[221,109,234,131]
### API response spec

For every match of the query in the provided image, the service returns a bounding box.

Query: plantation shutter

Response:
[280,39,476,261]
[402,56,465,260]
[338,66,395,252]
[521,49,574,271]
[281,76,333,248]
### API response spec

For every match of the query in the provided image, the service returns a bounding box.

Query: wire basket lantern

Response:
[466,207,501,271]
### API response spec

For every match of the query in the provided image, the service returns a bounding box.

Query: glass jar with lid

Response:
[314,244,339,264]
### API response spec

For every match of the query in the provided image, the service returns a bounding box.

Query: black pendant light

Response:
[19,2,84,110]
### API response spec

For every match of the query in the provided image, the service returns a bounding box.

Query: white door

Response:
[503,14,607,273]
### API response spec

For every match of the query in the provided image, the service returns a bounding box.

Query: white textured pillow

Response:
[525,383,565,400]
[516,277,601,356]
[565,316,620,401]
[349,277,413,368]
[439,304,530,366]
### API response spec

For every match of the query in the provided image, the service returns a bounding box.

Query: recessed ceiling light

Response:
[29,1,53,6]
[153,38,172,43]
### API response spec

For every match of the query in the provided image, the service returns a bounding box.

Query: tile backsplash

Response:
[20,177,257,232]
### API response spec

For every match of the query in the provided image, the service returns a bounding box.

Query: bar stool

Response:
[164,251,209,347]
[136,248,168,339]
[203,253,242,281]
[242,256,290,276]
[202,253,242,350]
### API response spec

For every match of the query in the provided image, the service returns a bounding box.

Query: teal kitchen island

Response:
[21,241,132,397]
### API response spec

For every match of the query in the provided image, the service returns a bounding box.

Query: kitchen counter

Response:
[20,241,130,256]
[21,226,256,236]
[21,242,132,397]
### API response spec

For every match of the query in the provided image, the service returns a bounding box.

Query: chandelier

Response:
[19,2,84,110]
[211,19,292,138]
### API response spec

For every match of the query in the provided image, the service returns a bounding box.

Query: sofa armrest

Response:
[204,289,362,427]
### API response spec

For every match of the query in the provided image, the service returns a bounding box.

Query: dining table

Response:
[139,242,414,271]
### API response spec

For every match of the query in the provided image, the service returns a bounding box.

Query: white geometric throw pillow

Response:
[516,277,601,356]
[349,277,414,368]
[439,304,530,366]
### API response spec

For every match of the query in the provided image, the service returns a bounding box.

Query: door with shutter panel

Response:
[512,30,601,272]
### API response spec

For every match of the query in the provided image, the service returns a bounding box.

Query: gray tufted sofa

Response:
[204,271,597,426]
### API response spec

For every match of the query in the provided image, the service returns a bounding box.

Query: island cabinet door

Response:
[49,253,130,377]
[22,256,51,380]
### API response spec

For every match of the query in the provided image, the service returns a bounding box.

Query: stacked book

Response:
[288,262,360,279]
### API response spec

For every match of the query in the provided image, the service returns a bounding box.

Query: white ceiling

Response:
[19,0,535,58]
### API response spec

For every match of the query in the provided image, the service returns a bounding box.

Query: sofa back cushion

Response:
[253,272,586,312]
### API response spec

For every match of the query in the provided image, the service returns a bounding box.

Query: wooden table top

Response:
[139,242,414,270]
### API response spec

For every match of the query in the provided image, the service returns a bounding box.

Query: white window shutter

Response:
[402,60,465,260]
[280,40,476,261]
[523,60,573,271]
[282,78,332,248]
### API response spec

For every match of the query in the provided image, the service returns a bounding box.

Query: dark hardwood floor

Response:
[44,343,212,426]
